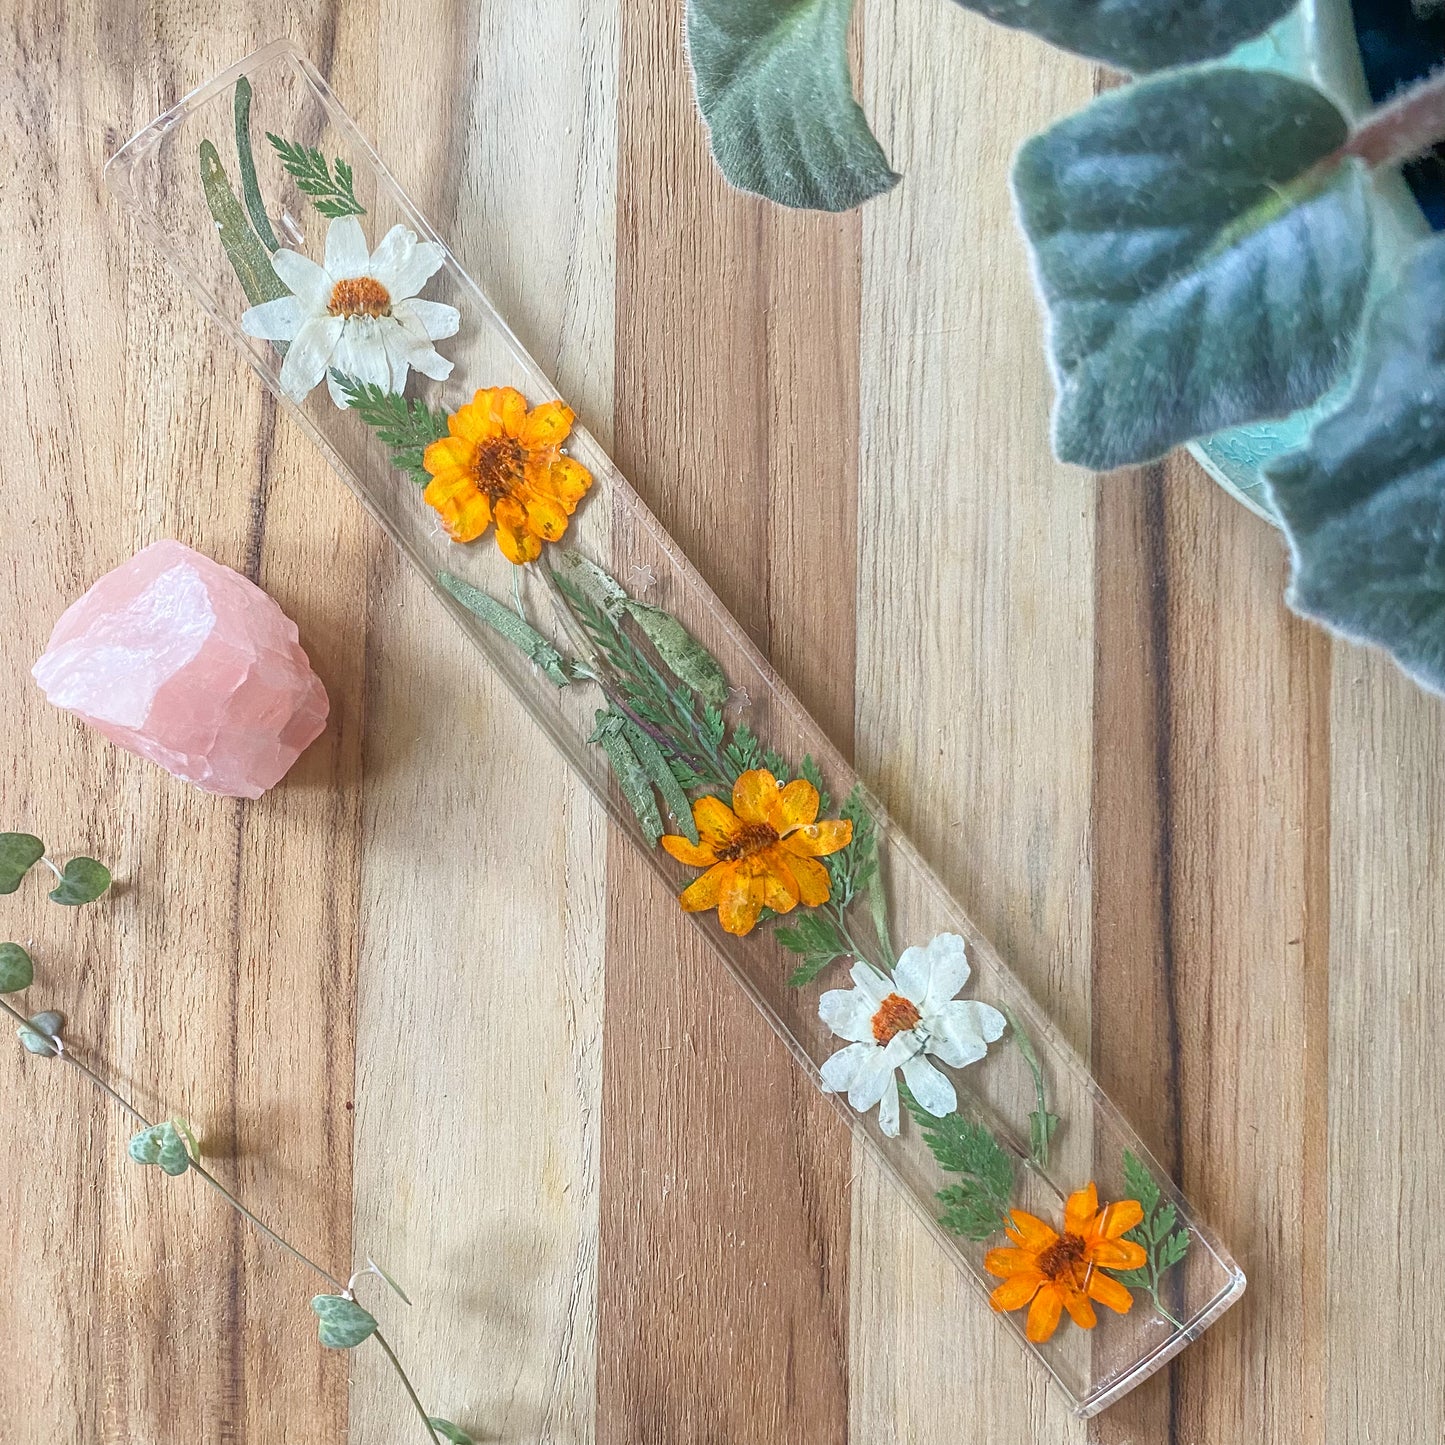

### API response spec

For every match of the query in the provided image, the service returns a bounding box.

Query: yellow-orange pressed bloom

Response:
[984,1183,1147,1344]
[661,768,853,937]
[422,385,593,564]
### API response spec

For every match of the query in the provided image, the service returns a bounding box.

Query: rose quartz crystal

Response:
[32,540,329,799]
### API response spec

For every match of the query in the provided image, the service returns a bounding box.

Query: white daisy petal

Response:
[240,294,306,341]
[270,249,334,309]
[404,339,455,382]
[819,984,875,1044]
[901,1054,957,1118]
[369,224,446,298]
[278,315,344,401]
[819,1042,872,1095]
[333,318,393,392]
[324,215,370,278]
[877,1076,901,1137]
[849,960,891,1006]
[392,297,460,341]
[847,1046,898,1113]
[895,932,971,1011]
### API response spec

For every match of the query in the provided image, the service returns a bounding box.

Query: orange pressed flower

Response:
[984,1183,1146,1344]
[422,385,593,564]
[661,768,853,937]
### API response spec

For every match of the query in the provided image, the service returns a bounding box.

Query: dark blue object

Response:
[1353,0,1445,227]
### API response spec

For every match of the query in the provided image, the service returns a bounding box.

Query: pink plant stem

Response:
[1343,67,1445,170]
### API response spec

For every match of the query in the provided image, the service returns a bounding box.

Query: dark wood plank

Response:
[597,2,860,1439]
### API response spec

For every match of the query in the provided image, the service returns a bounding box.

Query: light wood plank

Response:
[854,5,1097,1440]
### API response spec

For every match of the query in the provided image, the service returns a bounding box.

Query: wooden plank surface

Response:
[3,2,1445,1443]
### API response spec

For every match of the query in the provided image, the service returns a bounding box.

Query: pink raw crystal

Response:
[32,540,329,799]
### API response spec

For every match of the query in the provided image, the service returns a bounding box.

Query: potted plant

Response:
[686,0,1445,699]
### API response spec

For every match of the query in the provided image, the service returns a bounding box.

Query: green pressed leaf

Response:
[1013,68,1371,471]
[311,1294,379,1349]
[623,720,699,843]
[267,134,365,218]
[428,1421,474,1445]
[623,603,730,707]
[901,1087,1014,1241]
[553,550,628,618]
[1265,235,1445,697]
[0,834,44,894]
[0,944,34,994]
[686,0,899,212]
[48,857,111,907]
[17,1010,62,1057]
[438,571,573,687]
[337,374,450,484]
[199,141,288,306]
[948,0,1295,74]
[593,711,665,845]
[128,1121,192,1177]
[234,77,278,252]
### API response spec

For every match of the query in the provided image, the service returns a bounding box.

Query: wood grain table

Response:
[1,3,1437,1442]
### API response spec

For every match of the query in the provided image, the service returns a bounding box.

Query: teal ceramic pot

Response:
[1188,0,1433,523]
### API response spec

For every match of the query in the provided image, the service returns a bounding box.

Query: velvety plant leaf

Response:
[949,0,1295,74]
[17,1010,62,1057]
[48,856,111,907]
[0,943,34,994]
[311,1293,379,1349]
[624,602,730,707]
[686,0,899,211]
[128,1121,192,1177]
[0,834,44,895]
[1013,68,1372,471]
[1265,235,1445,697]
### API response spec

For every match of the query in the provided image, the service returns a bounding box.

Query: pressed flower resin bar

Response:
[106,40,1245,1417]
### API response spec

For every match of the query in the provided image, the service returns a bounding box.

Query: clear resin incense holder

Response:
[106,39,1245,1418]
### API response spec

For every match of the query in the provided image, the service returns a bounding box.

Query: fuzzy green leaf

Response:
[0,834,44,895]
[128,1121,192,1177]
[1013,68,1370,470]
[948,0,1294,74]
[593,712,665,845]
[0,944,34,994]
[687,0,899,212]
[624,721,699,844]
[554,551,628,618]
[199,141,288,306]
[267,135,365,218]
[16,1010,62,1057]
[438,572,572,687]
[48,857,111,907]
[902,1087,1014,1241]
[311,1294,379,1349]
[1266,235,1445,697]
[623,603,730,707]
[428,1421,474,1445]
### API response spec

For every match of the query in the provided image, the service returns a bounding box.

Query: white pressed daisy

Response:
[240,215,460,407]
[818,933,1006,1137]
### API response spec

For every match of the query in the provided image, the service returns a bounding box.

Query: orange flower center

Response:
[328,276,392,318]
[468,437,529,500]
[715,821,779,863]
[1036,1233,1088,1284]
[871,993,922,1044]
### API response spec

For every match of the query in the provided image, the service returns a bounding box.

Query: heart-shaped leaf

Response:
[428,1421,474,1445]
[48,857,111,907]
[311,1294,379,1349]
[686,0,899,211]
[0,835,44,895]
[127,1121,192,1177]
[0,944,34,994]
[1013,68,1372,471]
[17,1010,63,1057]
[948,0,1296,74]
[1265,235,1445,696]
